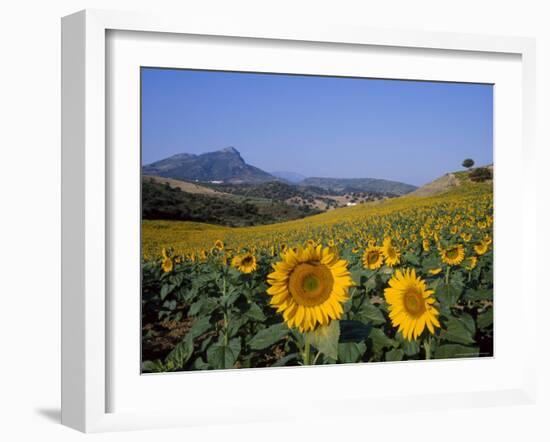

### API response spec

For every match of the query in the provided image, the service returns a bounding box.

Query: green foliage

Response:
[142,179,321,227]
[248,323,289,350]
[469,167,492,182]
[141,172,493,372]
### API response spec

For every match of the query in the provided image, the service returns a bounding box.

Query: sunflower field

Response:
[142,180,493,372]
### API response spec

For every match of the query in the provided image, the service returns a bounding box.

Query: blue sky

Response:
[141,68,493,186]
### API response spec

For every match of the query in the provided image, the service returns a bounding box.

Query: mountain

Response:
[270,171,306,184]
[142,147,277,184]
[300,177,417,196]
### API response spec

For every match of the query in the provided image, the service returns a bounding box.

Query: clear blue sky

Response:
[141,68,493,186]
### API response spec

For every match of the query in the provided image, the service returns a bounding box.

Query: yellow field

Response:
[142,176,493,371]
[142,179,492,261]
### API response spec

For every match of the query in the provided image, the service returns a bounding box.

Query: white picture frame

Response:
[61,9,537,433]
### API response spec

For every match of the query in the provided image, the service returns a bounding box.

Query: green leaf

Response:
[350,268,365,287]
[449,272,465,294]
[245,303,266,322]
[193,357,210,370]
[464,288,493,302]
[403,252,420,266]
[248,323,289,350]
[308,321,340,360]
[435,344,479,359]
[477,308,493,329]
[437,283,461,309]
[142,359,167,373]
[189,298,218,316]
[440,316,476,345]
[227,316,248,338]
[339,320,372,342]
[356,303,386,325]
[395,332,420,356]
[165,336,193,369]
[207,338,241,369]
[187,315,212,339]
[363,276,377,293]
[160,283,176,301]
[385,348,405,361]
[368,328,398,355]
[422,255,441,273]
[272,352,299,367]
[338,342,367,363]
[456,312,476,335]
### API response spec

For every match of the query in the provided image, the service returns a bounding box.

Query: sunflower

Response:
[474,241,489,255]
[461,232,472,242]
[384,268,441,341]
[161,257,173,273]
[214,240,224,251]
[382,237,400,267]
[362,246,384,270]
[440,244,465,266]
[465,256,478,270]
[428,267,443,276]
[266,245,353,332]
[422,239,430,252]
[231,253,257,273]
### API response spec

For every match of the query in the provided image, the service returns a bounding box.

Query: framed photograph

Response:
[61,9,537,432]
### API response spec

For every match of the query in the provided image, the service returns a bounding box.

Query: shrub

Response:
[469,167,492,182]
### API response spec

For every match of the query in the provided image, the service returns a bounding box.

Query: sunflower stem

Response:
[424,336,433,360]
[222,276,229,346]
[303,333,311,365]
[445,266,450,285]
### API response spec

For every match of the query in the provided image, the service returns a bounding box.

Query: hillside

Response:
[142,147,277,184]
[142,178,321,227]
[143,175,231,196]
[142,167,493,256]
[408,173,459,197]
[207,180,392,211]
[300,177,417,195]
[409,165,493,197]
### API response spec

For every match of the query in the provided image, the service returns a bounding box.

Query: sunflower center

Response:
[302,274,321,293]
[367,251,380,265]
[288,262,334,307]
[403,288,426,316]
[386,246,396,258]
[241,256,253,266]
[446,248,459,259]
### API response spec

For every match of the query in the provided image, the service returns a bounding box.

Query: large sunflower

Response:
[384,268,441,341]
[382,237,400,267]
[440,244,465,266]
[362,246,384,270]
[231,252,257,273]
[266,244,353,332]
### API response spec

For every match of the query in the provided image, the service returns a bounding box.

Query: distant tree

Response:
[462,158,475,169]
